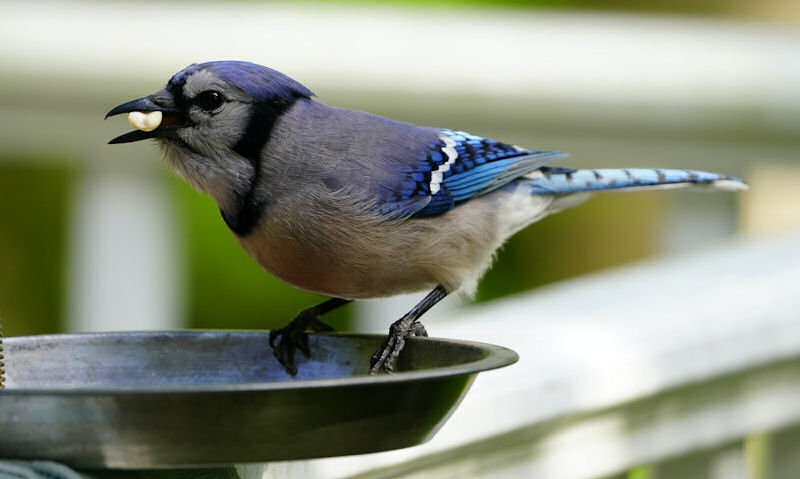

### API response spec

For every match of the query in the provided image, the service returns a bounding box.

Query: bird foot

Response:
[269,311,335,375]
[369,320,427,375]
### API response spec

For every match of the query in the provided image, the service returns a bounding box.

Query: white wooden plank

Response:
[1,2,799,115]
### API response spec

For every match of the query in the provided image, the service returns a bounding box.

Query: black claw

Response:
[277,348,298,376]
[413,322,428,337]
[270,326,303,375]
[268,300,348,376]
[299,331,311,357]
[269,323,311,376]
[369,286,448,375]
[369,320,427,375]
[268,330,280,349]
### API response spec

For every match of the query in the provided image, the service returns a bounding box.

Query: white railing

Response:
[260,232,800,479]
[3,2,799,113]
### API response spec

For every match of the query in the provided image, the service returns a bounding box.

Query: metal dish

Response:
[0,331,517,469]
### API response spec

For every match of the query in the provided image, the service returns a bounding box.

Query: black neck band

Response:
[221,98,298,236]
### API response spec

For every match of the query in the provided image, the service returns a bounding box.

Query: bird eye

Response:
[195,90,224,112]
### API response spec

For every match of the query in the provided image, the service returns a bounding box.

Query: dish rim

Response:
[0,330,519,395]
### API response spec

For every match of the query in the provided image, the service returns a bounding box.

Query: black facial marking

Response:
[167,81,189,111]
[232,100,291,161]
[222,98,299,236]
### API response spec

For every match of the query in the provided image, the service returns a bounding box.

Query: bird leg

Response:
[270,297,352,375]
[369,285,448,375]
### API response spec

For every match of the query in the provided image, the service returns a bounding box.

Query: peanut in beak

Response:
[127,111,163,132]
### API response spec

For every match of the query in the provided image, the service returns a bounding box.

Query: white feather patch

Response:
[523,170,545,180]
[430,135,458,195]
[497,184,555,238]
[712,179,749,191]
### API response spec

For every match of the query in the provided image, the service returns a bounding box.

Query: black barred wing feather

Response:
[375,129,565,218]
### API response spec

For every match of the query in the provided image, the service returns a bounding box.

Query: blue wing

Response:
[375,129,566,218]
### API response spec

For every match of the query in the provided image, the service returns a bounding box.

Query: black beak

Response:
[105,96,163,119]
[106,95,185,144]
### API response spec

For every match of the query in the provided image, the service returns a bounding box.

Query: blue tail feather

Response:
[526,168,747,195]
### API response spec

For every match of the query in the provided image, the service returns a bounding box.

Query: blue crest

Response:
[168,61,314,102]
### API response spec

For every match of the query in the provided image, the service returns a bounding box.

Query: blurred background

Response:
[1,0,799,477]
[2,0,798,336]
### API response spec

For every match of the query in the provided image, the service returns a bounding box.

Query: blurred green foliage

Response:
[0,160,73,336]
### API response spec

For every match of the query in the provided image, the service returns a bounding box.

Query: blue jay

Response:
[107,61,747,375]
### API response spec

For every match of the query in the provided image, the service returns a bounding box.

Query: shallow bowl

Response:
[0,331,517,468]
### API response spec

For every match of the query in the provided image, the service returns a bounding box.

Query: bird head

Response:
[106,61,313,203]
